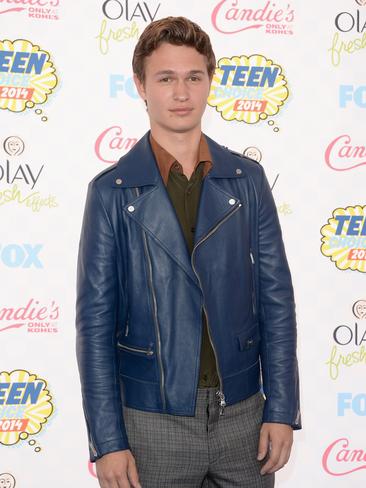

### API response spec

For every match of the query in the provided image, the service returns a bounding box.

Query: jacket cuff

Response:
[89,436,131,463]
[262,406,302,430]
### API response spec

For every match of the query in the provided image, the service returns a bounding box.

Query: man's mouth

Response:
[169,108,194,114]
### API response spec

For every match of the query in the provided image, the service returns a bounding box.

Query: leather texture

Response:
[75,131,301,462]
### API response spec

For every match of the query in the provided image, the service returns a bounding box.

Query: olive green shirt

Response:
[149,133,219,388]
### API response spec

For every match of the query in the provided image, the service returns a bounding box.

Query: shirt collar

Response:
[149,132,213,185]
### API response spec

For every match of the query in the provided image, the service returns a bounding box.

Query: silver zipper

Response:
[84,409,98,458]
[191,201,242,415]
[117,342,154,355]
[135,187,166,409]
[89,439,98,458]
[124,320,129,336]
[250,249,256,316]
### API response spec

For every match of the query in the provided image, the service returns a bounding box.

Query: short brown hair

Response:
[132,16,216,83]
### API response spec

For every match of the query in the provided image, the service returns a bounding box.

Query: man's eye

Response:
[189,76,200,82]
[160,77,171,82]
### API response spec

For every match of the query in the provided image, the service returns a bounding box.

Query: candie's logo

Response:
[0,39,57,114]
[320,206,366,272]
[323,438,366,476]
[0,0,60,20]
[211,0,294,35]
[325,135,366,171]
[0,299,60,333]
[95,125,137,163]
[208,54,289,125]
[0,370,53,447]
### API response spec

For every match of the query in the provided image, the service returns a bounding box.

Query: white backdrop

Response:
[1,1,365,486]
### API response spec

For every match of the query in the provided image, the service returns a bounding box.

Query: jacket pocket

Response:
[117,340,154,357]
[118,339,157,383]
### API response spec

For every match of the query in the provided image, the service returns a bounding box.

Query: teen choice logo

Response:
[0,39,58,113]
[208,54,289,124]
[321,205,366,273]
[0,369,54,446]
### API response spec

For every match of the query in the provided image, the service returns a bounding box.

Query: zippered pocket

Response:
[117,341,154,356]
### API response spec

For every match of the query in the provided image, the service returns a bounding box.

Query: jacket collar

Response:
[112,130,248,188]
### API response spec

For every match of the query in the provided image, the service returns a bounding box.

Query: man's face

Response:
[134,42,212,134]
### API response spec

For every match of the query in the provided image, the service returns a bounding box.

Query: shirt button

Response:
[115,178,123,185]
[228,198,236,205]
[236,168,242,175]
[127,205,135,212]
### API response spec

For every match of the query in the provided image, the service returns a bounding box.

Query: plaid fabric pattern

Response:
[122,388,275,487]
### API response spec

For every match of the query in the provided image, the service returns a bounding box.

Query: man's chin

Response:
[159,121,201,134]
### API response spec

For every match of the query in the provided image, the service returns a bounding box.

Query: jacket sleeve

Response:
[256,165,301,429]
[75,179,130,462]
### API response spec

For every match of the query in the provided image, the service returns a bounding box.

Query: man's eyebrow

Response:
[154,69,206,76]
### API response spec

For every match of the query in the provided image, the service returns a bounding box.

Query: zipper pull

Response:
[89,440,97,458]
[250,251,255,264]
[216,390,226,415]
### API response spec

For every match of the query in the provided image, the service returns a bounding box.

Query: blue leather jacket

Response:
[76,131,301,462]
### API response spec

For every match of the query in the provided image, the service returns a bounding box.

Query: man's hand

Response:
[96,450,142,488]
[257,422,293,475]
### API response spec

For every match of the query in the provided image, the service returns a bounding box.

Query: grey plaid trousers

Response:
[122,388,275,487]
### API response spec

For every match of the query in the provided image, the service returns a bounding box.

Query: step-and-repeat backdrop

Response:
[1,1,365,486]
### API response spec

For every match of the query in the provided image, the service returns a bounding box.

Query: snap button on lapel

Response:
[127,205,135,212]
[228,198,236,205]
[115,178,123,185]
[235,168,242,174]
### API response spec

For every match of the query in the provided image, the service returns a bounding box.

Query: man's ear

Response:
[133,73,146,101]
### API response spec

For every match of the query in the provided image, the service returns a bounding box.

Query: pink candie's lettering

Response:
[0,0,59,16]
[211,0,294,35]
[95,125,137,164]
[322,438,366,476]
[0,0,59,6]
[0,298,59,332]
[325,135,366,171]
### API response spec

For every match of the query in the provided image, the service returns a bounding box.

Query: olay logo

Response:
[322,438,366,476]
[325,135,366,171]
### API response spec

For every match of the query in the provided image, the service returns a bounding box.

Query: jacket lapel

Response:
[114,132,197,285]
[193,135,247,245]
[112,131,248,284]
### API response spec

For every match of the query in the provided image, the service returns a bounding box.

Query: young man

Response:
[76,16,301,488]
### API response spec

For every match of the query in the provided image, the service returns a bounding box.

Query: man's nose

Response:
[173,79,189,101]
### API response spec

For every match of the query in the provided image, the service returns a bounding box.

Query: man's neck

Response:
[150,125,202,173]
